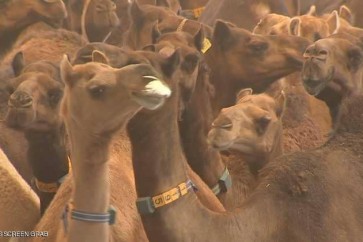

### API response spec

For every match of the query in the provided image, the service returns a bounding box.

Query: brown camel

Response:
[0,0,67,57]
[57,53,174,242]
[0,29,85,188]
[124,1,212,50]
[253,8,346,41]
[33,48,224,241]
[127,47,363,241]
[253,11,335,150]
[4,58,69,215]
[206,89,286,208]
[199,0,291,30]
[301,36,363,127]
[205,20,310,114]
[0,147,40,242]
[65,0,119,42]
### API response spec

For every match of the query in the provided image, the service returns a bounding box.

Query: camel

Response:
[0,0,67,57]
[205,20,310,114]
[55,51,177,242]
[124,1,212,50]
[33,48,224,241]
[252,10,340,149]
[123,39,363,241]
[301,35,363,127]
[65,0,120,42]
[4,59,69,214]
[0,29,85,188]
[205,89,286,208]
[0,147,40,242]
[253,8,346,41]
[199,0,291,30]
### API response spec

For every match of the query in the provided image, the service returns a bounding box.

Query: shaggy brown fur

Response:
[199,0,290,30]
[1,28,86,66]
[0,0,67,57]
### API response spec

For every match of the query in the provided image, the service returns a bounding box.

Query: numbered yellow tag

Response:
[202,38,212,53]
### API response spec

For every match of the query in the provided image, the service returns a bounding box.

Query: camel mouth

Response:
[303,67,335,96]
[131,92,168,110]
[131,78,172,110]
[209,141,233,151]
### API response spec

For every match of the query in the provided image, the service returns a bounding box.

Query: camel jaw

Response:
[131,78,172,110]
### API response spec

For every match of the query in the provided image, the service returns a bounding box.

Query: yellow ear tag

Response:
[202,38,212,53]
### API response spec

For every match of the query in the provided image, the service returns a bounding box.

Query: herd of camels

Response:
[1,0,363,241]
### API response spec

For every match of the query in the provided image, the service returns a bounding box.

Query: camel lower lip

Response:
[211,142,233,151]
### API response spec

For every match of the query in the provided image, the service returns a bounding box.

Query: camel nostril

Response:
[9,91,33,108]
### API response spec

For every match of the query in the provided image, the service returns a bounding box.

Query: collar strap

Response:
[33,156,72,193]
[62,203,116,233]
[176,18,188,32]
[179,7,205,20]
[211,167,232,195]
[136,179,196,215]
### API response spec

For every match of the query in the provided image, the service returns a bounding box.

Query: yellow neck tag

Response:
[192,7,205,18]
[202,38,212,53]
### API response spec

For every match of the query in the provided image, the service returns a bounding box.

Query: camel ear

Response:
[289,17,301,36]
[347,46,363,72]
[60,54,74,87]
[275,90,286,118]
[236,88,253,102]
[213,20,236,50]
[161,48,180,78]
[11,52,25,77]
[339,5,353,24]
[327,10,340,34]
[152,22,162,44]
[92,50,109,65]
[194,26,205,52]
[180,52,200,74]
[305,5,317,16]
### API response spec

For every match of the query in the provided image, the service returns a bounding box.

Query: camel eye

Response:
[255,116,271,135]
[249,41,268,53]
[88,85,107,99]
[48,89,63,106]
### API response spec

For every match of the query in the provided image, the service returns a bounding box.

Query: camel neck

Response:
[128,94,187,198]
[25,127,68,183]
[65,126,111,242]
[179,68,225,187]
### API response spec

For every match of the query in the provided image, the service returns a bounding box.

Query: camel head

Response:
[125,1,177,49]
[301,37,363,96]
[72,42,149,67]
[207,89,285,155]
[68,0,119,42]
[253,13,291,35]
[253,10,342,42]
[60,52,171,136]
[5,53,63,131]
[208,20,310,92]
[145,25,204,103]
[0,0,67,30]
